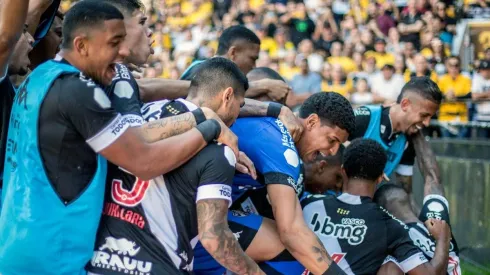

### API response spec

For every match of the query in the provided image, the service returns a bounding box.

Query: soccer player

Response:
[87,58,264,274]
[301,138,452,275]
[0,2,229,274]
[226,92,356,275]
[375,132,461,275]
[348,77,443,207]
[247,67,288,104]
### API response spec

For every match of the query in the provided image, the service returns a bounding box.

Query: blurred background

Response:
[58,0,490,273]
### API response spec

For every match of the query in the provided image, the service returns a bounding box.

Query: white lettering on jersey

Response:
[114,81,134,99]
[379,206,409,229]
[196,184,232,207]
[284,148,299,168]
[275,119,295,149]
[91,237,153,274]
[354,108,370,116]
[426,201,444,220]
[94,87,111,109]
[86,114,129,152]
[310,212,367,245]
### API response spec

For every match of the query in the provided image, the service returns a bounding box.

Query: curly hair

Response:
[299,92,356,136]
[343,138,387,181]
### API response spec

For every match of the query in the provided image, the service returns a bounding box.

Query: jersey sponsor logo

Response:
[408,227,455,257]
[103,202,146,229]
[230,210,249,217]
[92,237,152,274]
[111,178,151,207]
[284,148,299,168]
[426,201,445,220]
[94,87,112,109]
[275,119,295,149]
[113,64,131,80]
[310,212,367,245]
[110,116,135,136]
[141,101,168,122]
[219,185,232,198]
[354,108,370,116]
[114,81,135,99]
[241,197,259,215]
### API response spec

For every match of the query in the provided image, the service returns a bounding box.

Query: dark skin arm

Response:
[0,0,30,78]
[197,199,265,275]
[26,0,54,36]
[412,132,444,197]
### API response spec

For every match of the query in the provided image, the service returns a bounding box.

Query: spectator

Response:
[322,63,353,97]
[426,37,449,76]
[471,60,490,138]
[289,58,321,106]
[365,38,396,69]
[386,27,404,54]
[280,2,316,47]
[371,64,405,103]
[404,54,439,82]
[314,22,338,56]
[328,41,357,74]
[279,50,300,81]
[437,56,472,138]
[350,78,375,105]
[403,41,417,72]
[270,28,295,59]
[296,39,324,73]
[398,0,424,50]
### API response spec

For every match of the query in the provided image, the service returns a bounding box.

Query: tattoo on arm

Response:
[412,133,444,197]
[141,112,196,143]
[312,236,333,265]
[239,99,268,117]
[197,199,262,275]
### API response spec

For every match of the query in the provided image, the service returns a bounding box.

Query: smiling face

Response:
[399,93,439,134]
[296,114,349,163]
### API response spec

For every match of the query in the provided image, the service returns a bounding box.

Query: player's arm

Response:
[245,79,290,102]
[26,0,55,36]
[137,78,190,102]
[0,0,30,78]
[239,99,304,141]
[395,142,416,195]
[412,132,444,197]
[268,185,341,274]
[195,145,264,275]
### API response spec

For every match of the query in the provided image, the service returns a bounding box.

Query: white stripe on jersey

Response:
[175,98,198,111]
[122,114,144,127]
[399,252,428,273]
[141,176,188,270]
[86,114,129,152]
[302,200,355,275]
[196,184,232,207]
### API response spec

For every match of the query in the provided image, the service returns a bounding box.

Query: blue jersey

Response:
[231,117,304,202]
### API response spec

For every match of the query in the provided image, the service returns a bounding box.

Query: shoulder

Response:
[301,193,331,208]
[193,143,237,169]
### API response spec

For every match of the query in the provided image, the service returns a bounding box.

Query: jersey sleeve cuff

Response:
[122,114,144,127]
[264,172,302,194]
[86,114,130,152]
[399,252,428,273]
[196,184,232,207]
[422,194,449,210]
[395,164,413,176]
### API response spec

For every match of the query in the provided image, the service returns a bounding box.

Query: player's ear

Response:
[73,36,88,56]
[400,97,410,111]
[228,46,238,61]
[306,113,320,130]
[222,87,234,105]
[317,160,327,173]
[375,174,384,186]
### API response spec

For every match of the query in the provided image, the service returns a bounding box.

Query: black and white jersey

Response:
[301,193,428,275]
[87,99,236,275]
[384,194,461,275]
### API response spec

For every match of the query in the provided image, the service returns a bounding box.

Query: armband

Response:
[196,119,221,143]
[267,102,283,118]
[191,108,207,125]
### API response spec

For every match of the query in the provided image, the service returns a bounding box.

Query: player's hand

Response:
[217,125,239,158]
[127,63,144,79]
[236,151,257,179]
[278,106,304,142]
[425,218,451,244]
[261,79,291,102]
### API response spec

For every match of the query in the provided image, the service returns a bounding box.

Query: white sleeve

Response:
[395,164,413,176]
[472,76,482,93]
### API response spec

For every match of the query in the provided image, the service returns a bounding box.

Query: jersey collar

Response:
[337,193,372,205]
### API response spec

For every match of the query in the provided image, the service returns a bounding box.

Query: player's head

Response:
[61,1,129,86]
[100,0,153,65]
[296,92,355,163]
[396,77,442,135]
[246,67,287,104]
[187,57,248,126]
[29,11,63,69]
[343,139,387,196]
[9,26,34,76]
[304,144,345,194]
[216,25,260,75]
[373,184,411,215]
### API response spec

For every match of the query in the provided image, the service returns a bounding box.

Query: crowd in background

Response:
[60,0,490,139]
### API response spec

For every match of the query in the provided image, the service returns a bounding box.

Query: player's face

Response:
[232,43,260,75]
[305,161,344,194]
[124,10,153,66]
[9,30,34,76]
[401,95,439,135]
[218,88,245,127]
[84,19,129,86]
[297,114,349,163]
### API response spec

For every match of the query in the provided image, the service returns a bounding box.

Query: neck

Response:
[343,179,376,198]
[387,203,420,223]
[59,50,85,71]
[389,105,404,133]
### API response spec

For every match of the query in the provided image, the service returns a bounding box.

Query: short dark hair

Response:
[188,57,249,98]
[396,76,443,104]
[247,67,285,82]
[373,184,409,210]
[62,1,124,50]
[99,0,145,17]
[343,138,387,181]
[316,144,344,166]
[217,26,260,55]
[299,92,356,136]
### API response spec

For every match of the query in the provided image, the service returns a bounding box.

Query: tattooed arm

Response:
[268,184,334,274]
[240,99,304,142]
[412,132,444,197]
[139,112,197,143]
[197,199,264,275]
